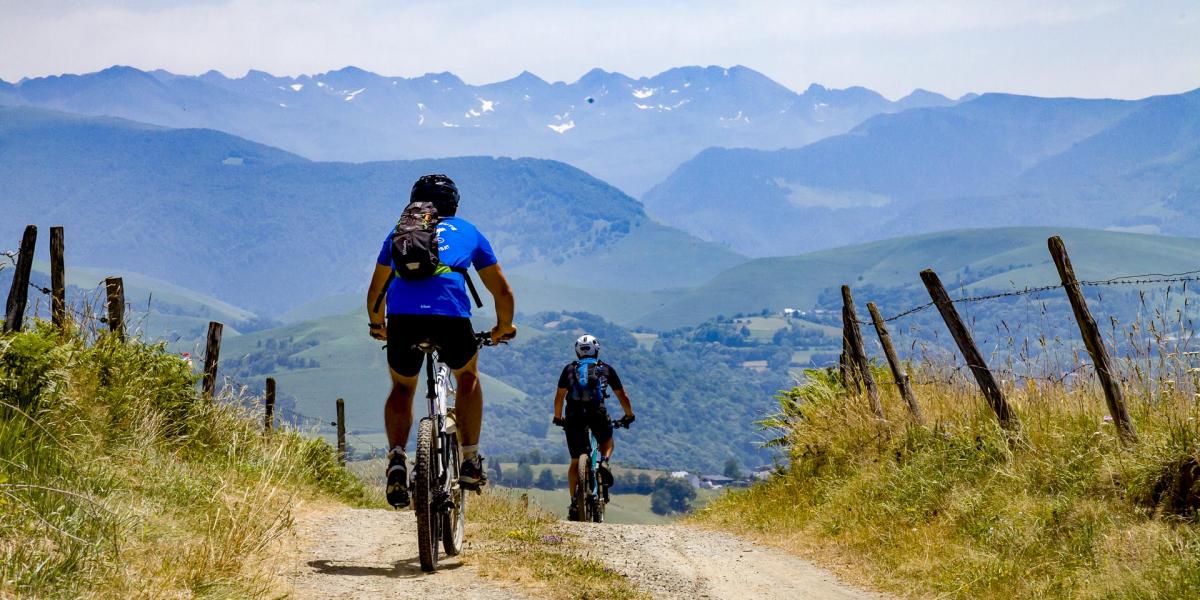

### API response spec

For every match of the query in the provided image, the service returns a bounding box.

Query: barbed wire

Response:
[859,269,1200,326]
[273,405,388,456]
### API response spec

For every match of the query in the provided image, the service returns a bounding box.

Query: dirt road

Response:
[285,507,534,600]
[559,521,886,600]
[286,507,884,600]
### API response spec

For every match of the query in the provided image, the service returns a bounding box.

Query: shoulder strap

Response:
[449,266,483,308]
[372,270,395,313]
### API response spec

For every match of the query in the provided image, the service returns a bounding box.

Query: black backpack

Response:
[372,202,482,312]
[391,201,441,280]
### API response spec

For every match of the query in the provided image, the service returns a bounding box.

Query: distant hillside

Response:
[2,260,266,341]
[636,227,1200,328]
[0,106,743,315]
[643,88,1200,256]
[0,65,959,194]
[220,310,790,472]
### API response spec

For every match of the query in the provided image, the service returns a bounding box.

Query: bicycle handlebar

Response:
[475,330,515,347]
[553,417,632,429]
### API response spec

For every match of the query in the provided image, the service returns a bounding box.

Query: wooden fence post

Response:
[841,319,861,394]
[868,301,923,424]
[920,269,1018,430]
[3,225,37,333]
[264,377,276,432]
[1048,236,1138,444]
[335,398,346,465]
[201,321,223,402]
[842,285,883,418]
[50,226,65,328]
[104,277,125,339]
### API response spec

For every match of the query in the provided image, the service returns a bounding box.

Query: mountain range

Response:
[644,88,1200,256]
[0,65,961,194]
[0,106,742,315]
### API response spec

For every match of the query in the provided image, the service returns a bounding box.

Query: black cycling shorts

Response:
[386,314,477,377]
[563,403,612,458]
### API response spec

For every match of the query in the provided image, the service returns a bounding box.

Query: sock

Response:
[389,445,406,459]
[461,444,479,460]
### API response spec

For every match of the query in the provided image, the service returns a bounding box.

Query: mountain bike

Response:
[410,331,506,572]
[559,418,629,524]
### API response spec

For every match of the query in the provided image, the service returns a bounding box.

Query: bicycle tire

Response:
[442,430,465,556]
[592,479,606,524]
[575,454,591,523]
[414,418,440,572]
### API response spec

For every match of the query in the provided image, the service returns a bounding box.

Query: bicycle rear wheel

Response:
[414,418,440,572]
[574,455,591,523]
[441,430,465,555]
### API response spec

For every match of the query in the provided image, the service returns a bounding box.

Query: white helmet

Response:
[574,334,599,358]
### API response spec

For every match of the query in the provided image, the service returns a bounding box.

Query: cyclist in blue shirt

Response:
[367,174,516,509]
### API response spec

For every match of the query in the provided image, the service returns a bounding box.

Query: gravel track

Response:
[285,507,534,600]
[557,521,887,600]
[287,507,885,599]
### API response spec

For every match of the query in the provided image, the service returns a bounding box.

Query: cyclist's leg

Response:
[384,315,425,448]
[450,353,482,448]
[384,316,424,508]
[384,368,418,448]
[435,316,482,448]
[591,411,615,487]
[563,412,589,502]
[592,407,615,460]
[567,457,581,493]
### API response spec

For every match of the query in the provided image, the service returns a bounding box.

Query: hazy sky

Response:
[1,0,1196,99]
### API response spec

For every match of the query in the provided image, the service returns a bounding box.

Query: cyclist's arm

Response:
[367,263,390,337]
[614,388,634,419]
[477,264,516,339]
[553,387,568,420]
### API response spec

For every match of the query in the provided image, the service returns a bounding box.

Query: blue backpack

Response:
[567,358,608,404]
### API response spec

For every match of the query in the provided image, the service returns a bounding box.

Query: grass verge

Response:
[470,490,648,600]
[693,367,1200,599]
[0,322,372,598]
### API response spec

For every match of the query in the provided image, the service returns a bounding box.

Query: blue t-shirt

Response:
[376,216,498,318]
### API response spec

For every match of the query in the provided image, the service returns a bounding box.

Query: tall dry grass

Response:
[0,319,371,598]
[697,296,1200,599]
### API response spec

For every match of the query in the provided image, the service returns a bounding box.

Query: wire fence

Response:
[862,268,1200,325]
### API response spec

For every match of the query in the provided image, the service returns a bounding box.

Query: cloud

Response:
[0,0,1195,99]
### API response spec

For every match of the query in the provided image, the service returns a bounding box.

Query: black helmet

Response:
[410,174,459,216]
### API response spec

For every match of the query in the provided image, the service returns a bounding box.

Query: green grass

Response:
[694,366,1200,599]
[501,486,722,525]
[469,491,648,599]
[0,320,371,598]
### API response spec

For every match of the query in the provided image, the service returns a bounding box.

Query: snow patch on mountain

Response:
[633,88,655,99]
[548,121,575,134]
[344,88,365,101]
[479,98,495,112]
[290,83,303,92]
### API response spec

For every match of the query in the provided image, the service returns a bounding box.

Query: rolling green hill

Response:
[218,309,792,472]
[0,106,743,316]
[636,227,1200,329]
[6,261,265,341]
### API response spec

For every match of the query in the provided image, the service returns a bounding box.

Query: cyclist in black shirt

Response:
[552,334,635,519]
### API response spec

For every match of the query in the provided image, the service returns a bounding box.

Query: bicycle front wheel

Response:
[414,418,440,572]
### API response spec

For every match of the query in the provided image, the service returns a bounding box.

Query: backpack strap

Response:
[372,270,395,313]
[450,266,484,308]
